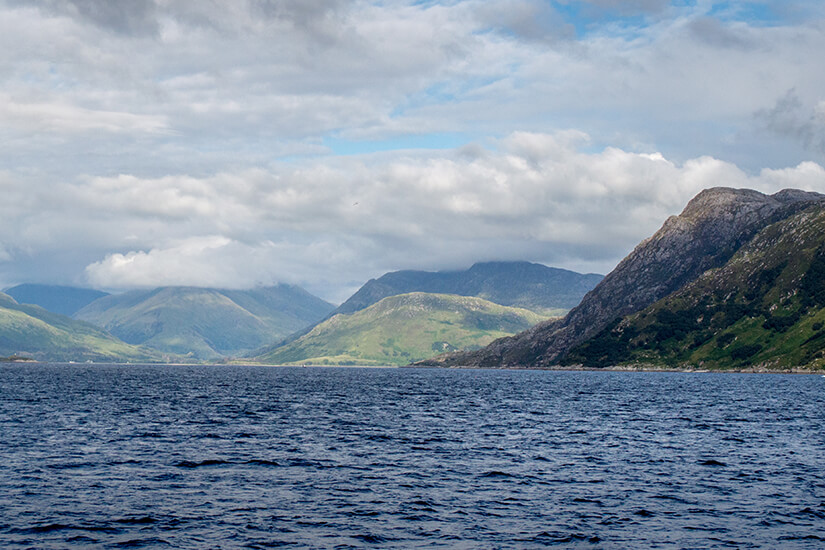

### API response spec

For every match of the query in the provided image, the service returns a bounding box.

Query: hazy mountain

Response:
[74,285,334,360]
[335,261,602,316]
[420,188,825,369]
[256,292,550,366]
[4,284,109,317]
[0,292,165,363]
[564,200,825,369]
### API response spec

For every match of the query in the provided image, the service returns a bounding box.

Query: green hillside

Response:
[256,292,551,366]
[0,292,166,363]
[564,203,825,370]
[74,285,334,360]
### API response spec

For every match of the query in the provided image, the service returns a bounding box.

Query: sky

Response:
[1,0,824,303]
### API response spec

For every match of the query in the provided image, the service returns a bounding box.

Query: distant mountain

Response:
[4,284,109,317]
[336,261,602,316]
[0,292,165,363]
[74,285,335,360]
[421,188,825,369]
[256,292,550,366]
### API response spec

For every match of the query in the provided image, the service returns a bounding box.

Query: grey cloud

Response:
[7,0,159,35]
[475,0,575,43]
[560,0,668,16]
[688,16,756,49]
[1,1,825,297]
[5,133,824,299]
[756,89,825,154]
[3,0,823,172]
[253,0,347,29]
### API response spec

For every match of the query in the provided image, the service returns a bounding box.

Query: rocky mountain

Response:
[75,285,334,360]
[0,292,165,363]
[256,292,549,366]
[564,199,825,369]
[335,261,602,317]
[420,187,825,368]
[4,284,109,317]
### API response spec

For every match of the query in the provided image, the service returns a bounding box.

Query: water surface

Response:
[1,365,823,548]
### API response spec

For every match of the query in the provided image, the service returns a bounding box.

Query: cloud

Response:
[474,0,574,43]
[0,95,169,134]
[0,130,823,299]
[1,1,825,299]
[755,89,825,154]
[1,0,824,174]
[20,133,803,298]
[8,0,159,35]
[572,0,668,14]
[83,235,371,301]
[85,236,272,289]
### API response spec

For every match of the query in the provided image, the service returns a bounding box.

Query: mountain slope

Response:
[0,292,164,362]
[74,285,334,359]
[256,292,550,366]
[421,187,825,368]
[564,202,825,370]
[4,284,109,317]
[336,261,602,316]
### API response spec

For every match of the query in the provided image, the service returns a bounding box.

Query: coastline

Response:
[5,360,820,374]
[404,363,825,374]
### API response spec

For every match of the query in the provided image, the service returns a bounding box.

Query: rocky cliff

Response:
[420,187,825,368]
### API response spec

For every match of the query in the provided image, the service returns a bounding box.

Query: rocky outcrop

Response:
[420,187,825,368]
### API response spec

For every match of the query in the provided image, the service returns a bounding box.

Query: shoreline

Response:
[408,363,825,374]
[3,360,823,374]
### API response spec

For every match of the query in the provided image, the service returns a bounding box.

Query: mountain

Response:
[420,187,825,369]
[0,292,165,363]
[4,284,109,317]
[564,200,825,369]
[335,261,602,317]
[256,292,550,366]
[74,285,335,360]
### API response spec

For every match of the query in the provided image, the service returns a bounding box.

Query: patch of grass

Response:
[258,293,551,366]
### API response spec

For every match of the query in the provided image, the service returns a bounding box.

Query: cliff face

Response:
[564,202,825,369]
[422,187,825,368]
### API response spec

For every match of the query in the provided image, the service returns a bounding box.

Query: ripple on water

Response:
[1,365,824,549]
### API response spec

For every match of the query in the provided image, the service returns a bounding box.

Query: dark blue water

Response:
[1,365,824,549]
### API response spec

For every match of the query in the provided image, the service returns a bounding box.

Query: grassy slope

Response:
[0,293,165,362]
[256,292,551,366]
[75,286,334,359]
[564,204,825,370]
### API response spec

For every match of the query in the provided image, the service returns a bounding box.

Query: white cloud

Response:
[18,133,807,298]
[1,130,823,298]
[1,1,825,299]
[0,95,169,134]
[85,236,273,289]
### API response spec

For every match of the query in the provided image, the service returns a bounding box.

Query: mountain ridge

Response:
[336,261,602,316]
[75,284,334,359]
[419,187,825,368]
[564,200,825,369]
